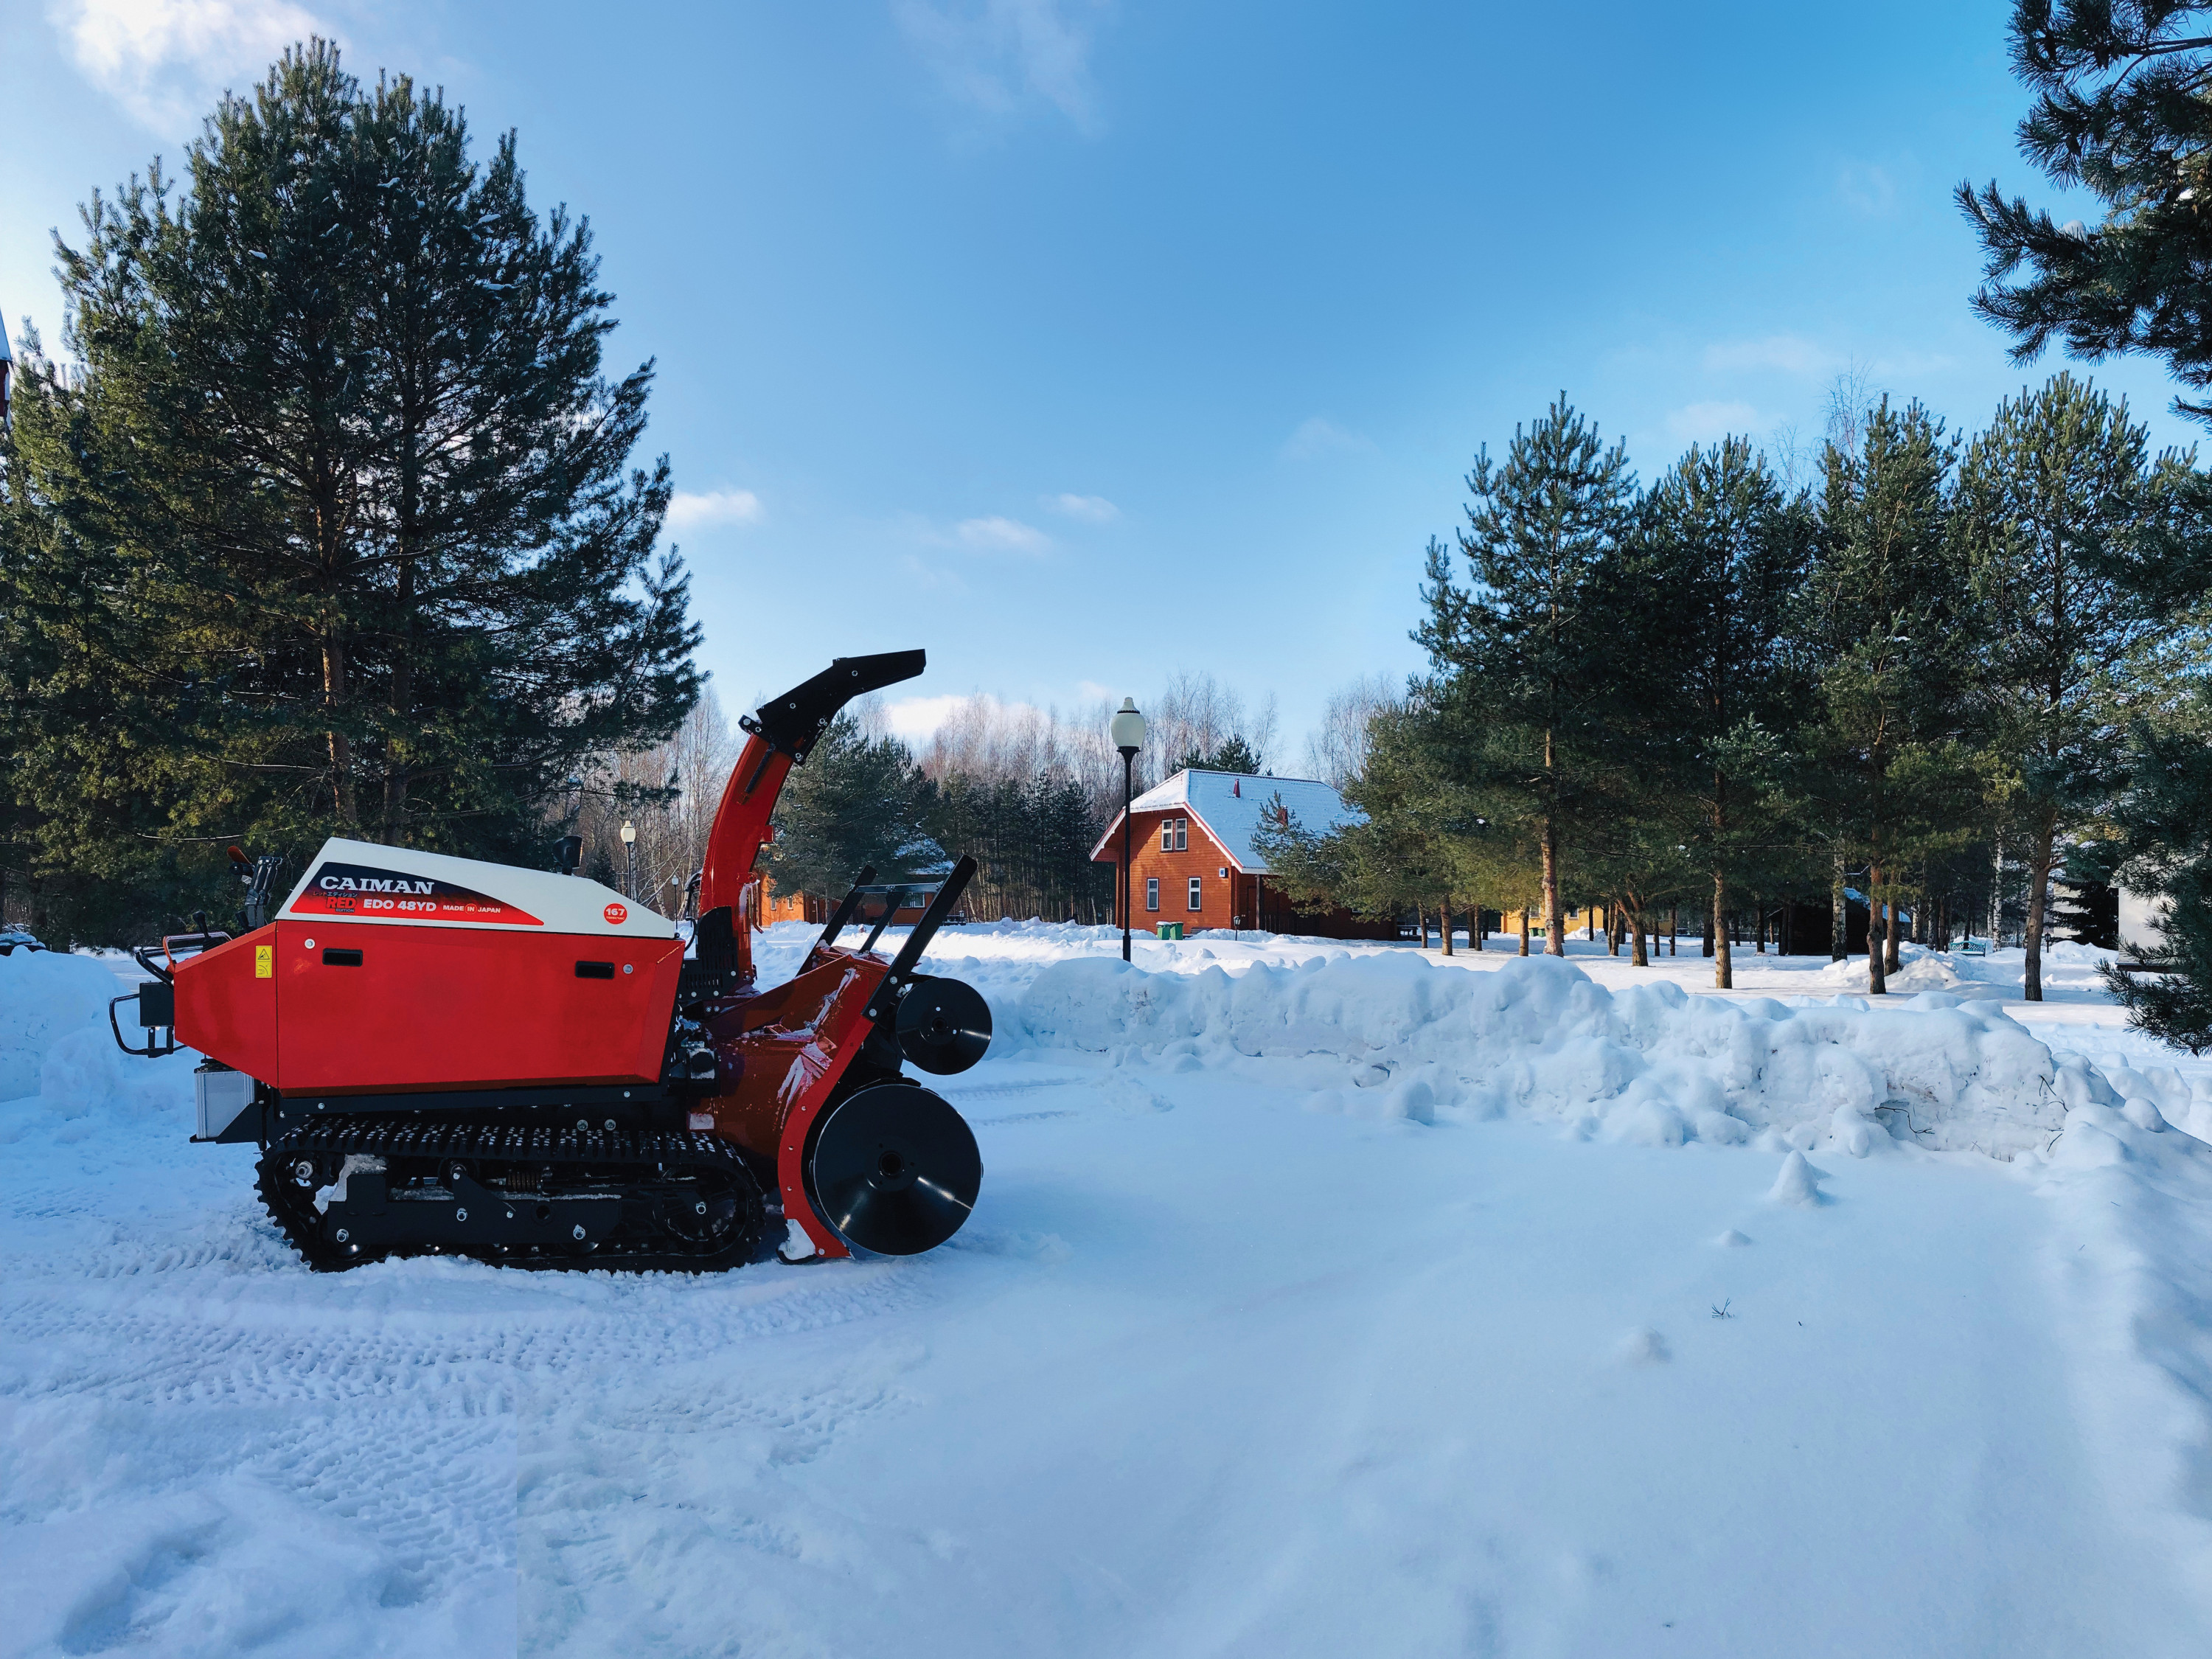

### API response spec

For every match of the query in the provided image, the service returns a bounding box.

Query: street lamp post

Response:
[620,819,637,902]
[1110,698,1147,962]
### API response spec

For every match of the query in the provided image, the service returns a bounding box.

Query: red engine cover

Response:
[175,919,684,1096]
[172,930,278,1082]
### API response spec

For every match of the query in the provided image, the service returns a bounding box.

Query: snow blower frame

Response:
[114,650,991,1273]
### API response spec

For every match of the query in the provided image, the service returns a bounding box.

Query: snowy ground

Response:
[4,926,2211,1656]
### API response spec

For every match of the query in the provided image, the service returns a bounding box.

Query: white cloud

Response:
[51,0,326,132]
[883,693,972,739]
[898,553,963,591]
[884,690,1060,741]
[1838,161,1898,218]
[1044,491,1118,522]
[1665,401,1764,443]
[893,0,1107,133]
[1703,335,1837,378]
[666,488,764,531]
[953,515,1051,553]
[1280,416,1372,464]
[1865,348,1958,380]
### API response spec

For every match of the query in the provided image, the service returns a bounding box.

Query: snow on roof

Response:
[1091,769,1363,874]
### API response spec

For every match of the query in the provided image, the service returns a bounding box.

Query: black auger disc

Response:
[894,975,992,1075]
[806,1082,982,1256]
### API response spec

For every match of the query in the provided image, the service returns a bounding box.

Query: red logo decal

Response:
[603,902,628,925]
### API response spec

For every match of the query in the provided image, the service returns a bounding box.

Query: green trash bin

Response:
[1157,922,1184,941]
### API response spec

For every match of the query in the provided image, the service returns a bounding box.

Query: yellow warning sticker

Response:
[255,944,273,979]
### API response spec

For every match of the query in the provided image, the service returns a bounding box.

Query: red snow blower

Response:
[114,651,990,1272]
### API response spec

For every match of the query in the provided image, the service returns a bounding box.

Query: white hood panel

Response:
[277,838,678,939]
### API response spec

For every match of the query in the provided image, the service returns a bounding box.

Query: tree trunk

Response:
[1441,897,1454,957]
[1755,901,1766,954]
[1867,865,1888,995]
[323,636,357,828]
[1989,833,2004,947]
[1669,905,1677,956]
[1885,894,1902,974]
[1831,851,1848,960]
[1631,912,1649,967]
[1702,907,1714,958]
[380,554,415,844]
[2025,807,2057,1002]
[1713,872,1733,990]
[1518,907,1531,956]
[1540,810,1564,957]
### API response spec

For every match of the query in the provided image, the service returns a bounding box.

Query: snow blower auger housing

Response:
[120,650,991,1272]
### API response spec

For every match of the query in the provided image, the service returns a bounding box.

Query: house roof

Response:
[1090,769,1363,874]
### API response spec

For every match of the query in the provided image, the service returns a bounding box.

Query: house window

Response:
[1161,820,1173,852]
[1188,876,1203,911]
[1174,817,1188,851]
[1146,877,1160,911]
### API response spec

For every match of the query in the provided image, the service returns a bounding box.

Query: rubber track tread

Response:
[256,1118,770,1274]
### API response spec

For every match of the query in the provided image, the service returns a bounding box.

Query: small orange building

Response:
[1091,768,1397,940]
[754,874,936,930]
[754,877,819,928]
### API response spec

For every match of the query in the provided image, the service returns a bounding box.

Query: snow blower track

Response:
[255,1120,769,1273]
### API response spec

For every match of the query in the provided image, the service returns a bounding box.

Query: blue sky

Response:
[6,1,2200,762]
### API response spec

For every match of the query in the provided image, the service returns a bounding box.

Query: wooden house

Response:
[1091,769,1397,941]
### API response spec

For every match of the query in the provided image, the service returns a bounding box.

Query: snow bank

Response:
[0,949,121,1103]
[0,948,192,1130]
[2037,1100,2212,1586]
[1810,943,1982,994]
[1019,952,2075,1158]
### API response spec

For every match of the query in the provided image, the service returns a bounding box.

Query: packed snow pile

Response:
[1811,942,1982,993]
[0,947,192,1130]
[0,947,124,1105]
[1019,951,2098,1158]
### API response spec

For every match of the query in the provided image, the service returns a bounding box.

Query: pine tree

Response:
[1955,373,2170,999]
[1961,4,2212,426]
[1420,397,1636,956]
[1795,400,1977,994]
[766,714,938,902]
[1177,732,1265,776]
[6,43,697,939]
[1610,437,1815,988]
[1252,689,1530,950]
[2098,700,2212,1048]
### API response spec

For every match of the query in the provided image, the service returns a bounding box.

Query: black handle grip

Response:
[817,866,880,950]
[859,886,919,955]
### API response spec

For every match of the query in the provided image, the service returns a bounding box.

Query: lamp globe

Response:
[1110,698,1146,754]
